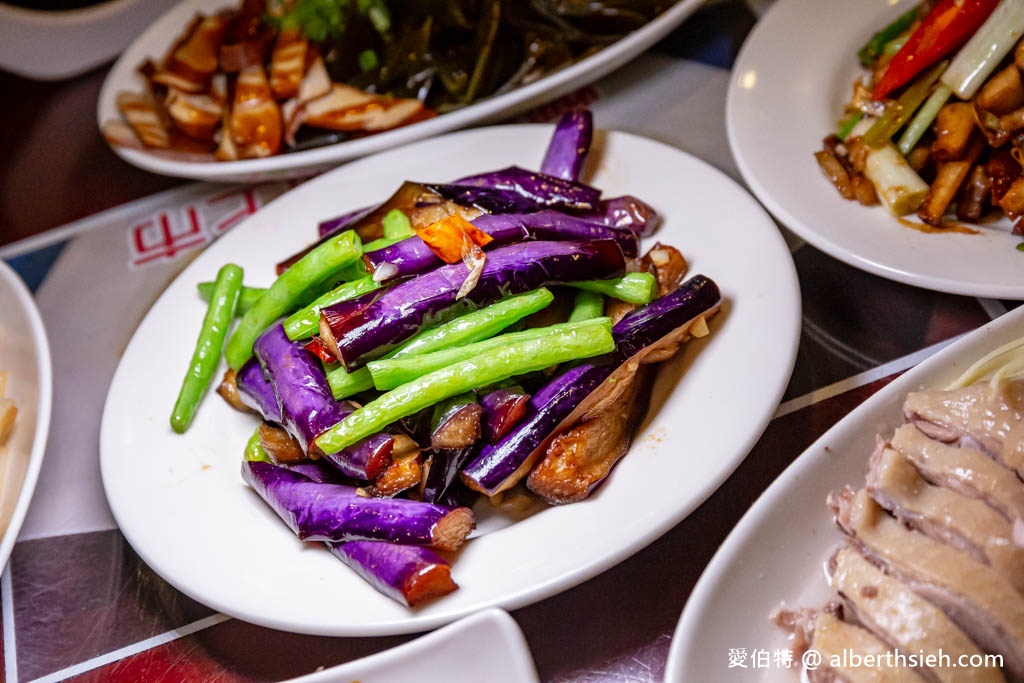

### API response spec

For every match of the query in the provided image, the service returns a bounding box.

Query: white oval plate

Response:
[285,608,539,683]
[727,0,1024,299]
[666,305,1024,682]
[0,261,52,571]
[99,124,800,636]
[97,0,706,184]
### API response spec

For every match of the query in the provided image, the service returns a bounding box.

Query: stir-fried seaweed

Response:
[289,0,676,111]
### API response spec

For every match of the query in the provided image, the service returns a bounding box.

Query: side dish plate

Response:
[0,261,52,571]
[100,124,800,636]
[97,0,706,184]
[666,305,1024,682]
[728,0,1024,299]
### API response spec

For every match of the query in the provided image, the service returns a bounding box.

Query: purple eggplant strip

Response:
[363,210,638,282]
[579,196,660,237]
[540,110,593,182]
[448,165,601,211]
[425,184,555,214]
[422,448,477,506]
[242,460,474,548]
[253,324,353,453]
[480,386,530,443]
[323,432,396,482]
[327,540,458,607]
[252,325,396,480]
[321,239,627,370]
[280,459,346,484]
[317,204,377,239]
[461,274,722,495]
[235,358,283,423]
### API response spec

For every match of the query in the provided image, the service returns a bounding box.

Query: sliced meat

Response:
[866,443,1024,593]
[831,488,1024,680]
[828,546,1006,683]
[891,424,1024,523]
[904,381,1024,479]
[808,611,929,683]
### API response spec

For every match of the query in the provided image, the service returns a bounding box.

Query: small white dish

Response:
[96,0,707,184]
[285,608,539,683]
[665,305,1024,682]
[0,261,52,570]
[100,123,800,636]
[0,0,178,81]
[728,0,1024,299]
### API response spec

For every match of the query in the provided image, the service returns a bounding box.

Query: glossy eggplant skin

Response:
[235,357,283,423]
[479,386,531,443]
[461,274,722,495]
[321,239,627,370]
[540,109,593,182]
[450,165,601,210]
[363,210,637,282]
[581,195,660,237]
[317,204,375,239]
[242,460,466,545]
[421,447,477,507]
[253,324,352,453]
[327,540,457,607]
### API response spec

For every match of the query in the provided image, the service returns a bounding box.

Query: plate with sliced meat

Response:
[96,0,707,184]
[667,304,1024,682]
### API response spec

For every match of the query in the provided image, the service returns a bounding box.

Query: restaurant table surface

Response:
[0,1,1018,681]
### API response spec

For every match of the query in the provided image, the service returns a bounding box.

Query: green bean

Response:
[568,290,605,322]
[224,230,362,370]
[244,425,271,462]
[368,318,612,391]
[568,272,657,304]
[326,365,375,399]
[324,288,554,399]
[197,281,265,314]
[382,209,412,240]
[171,263,243,433]
[283,275,380,341]
[314,322,615,454]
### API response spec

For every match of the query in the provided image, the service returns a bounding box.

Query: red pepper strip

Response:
[304,337,336,364]
[872,0,998,100]
[415,215,493,264]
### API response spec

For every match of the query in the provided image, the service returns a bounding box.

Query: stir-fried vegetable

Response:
[872,0,998,100]
[314,321,616,455]
[817,0,1024,231]
[103,0,678,161]
[169,110,723,607]
[170,263,243,433]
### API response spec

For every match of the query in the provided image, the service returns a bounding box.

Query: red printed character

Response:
[207,187,259,235]
[129,209,208,267]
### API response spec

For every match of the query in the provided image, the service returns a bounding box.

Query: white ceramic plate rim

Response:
[283,608,539,683]
[97,0,707,183]
[666,306,1024,682]
[0,261,52,571]
[99,123,800,636]
[727,0,1024,299]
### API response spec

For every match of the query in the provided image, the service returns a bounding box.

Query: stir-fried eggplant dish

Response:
[815,0,1024,233]
[102,0,677,161]
[774,339,1024,682]
[168,110,721,606]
